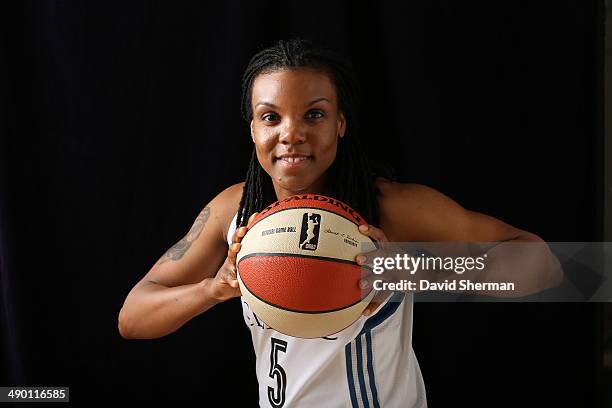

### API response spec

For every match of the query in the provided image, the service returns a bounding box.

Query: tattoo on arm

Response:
[157,207,211,265]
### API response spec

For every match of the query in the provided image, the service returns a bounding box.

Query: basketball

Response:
[236,194,377,339]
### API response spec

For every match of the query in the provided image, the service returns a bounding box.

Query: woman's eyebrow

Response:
[254,97,331,109]
[255,101,277,109]
[306,97,330,106]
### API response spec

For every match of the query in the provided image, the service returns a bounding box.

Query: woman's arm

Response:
[118,274,224,340]
[374,181,563,296]
[117,182,244,339]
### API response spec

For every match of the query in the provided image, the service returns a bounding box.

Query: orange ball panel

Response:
[238,255,367,313]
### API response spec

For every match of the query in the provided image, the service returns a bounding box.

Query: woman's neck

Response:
[272,175,327,201]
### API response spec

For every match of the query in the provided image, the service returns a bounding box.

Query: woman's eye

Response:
[307,110,324,119]
[262,113,279,122]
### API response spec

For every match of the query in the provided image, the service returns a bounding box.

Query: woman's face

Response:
[250,68,346,200]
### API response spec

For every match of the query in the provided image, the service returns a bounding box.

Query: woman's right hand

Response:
[207,212,259,302]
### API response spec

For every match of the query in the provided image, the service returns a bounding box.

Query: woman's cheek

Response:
[253,133,275,157]
[319,137,339,163]
[253,143,273,174]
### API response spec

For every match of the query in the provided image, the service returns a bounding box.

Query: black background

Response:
[0,1,605,407]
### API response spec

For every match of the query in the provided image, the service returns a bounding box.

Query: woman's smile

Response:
[275,154,313,169]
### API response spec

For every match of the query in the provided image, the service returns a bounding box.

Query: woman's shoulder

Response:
[374,177,433,203]
[374,177,421,221]
[374,178,450,240]
[211,181,245,244]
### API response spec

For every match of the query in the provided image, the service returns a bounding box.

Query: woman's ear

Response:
[338,112,346,138]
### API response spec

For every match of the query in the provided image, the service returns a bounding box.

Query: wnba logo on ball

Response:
[299,213,321,250]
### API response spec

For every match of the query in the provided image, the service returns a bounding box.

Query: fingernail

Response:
[359,279,369,289]
[359,224,369,232]
[356,255,366,265]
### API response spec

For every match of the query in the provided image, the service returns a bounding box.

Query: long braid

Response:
[236,39,393,229]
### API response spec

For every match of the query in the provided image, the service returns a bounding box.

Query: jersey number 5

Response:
[268,337,287,408]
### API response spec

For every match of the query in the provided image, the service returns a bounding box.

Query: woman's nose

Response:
[279,120,306,145]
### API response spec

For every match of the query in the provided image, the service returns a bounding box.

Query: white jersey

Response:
[228,212,427,408]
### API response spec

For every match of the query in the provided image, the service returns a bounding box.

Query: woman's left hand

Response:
[355,223,394,316]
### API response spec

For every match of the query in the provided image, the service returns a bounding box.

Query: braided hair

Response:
[236,39,394,229]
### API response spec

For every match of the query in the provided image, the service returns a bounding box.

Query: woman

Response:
[118,39,562,407]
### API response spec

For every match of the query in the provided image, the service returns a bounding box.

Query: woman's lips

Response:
[275,155,313,168]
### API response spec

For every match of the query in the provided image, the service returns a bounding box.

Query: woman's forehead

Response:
[251,68,338,106]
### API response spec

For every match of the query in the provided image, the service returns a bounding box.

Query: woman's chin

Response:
[274,177,321,196]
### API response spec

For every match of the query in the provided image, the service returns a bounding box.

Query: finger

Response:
[230,281,242,297]
[358,224,389,242]
[355,249,389,270]
[221,273,241,297]
[358,271,384,291]
[229,242,241,255]
[232,226,248,243]
[220,269,237,285]
[221,264,238,283]
[355,254,365,265]
[247,212,259,228]
[227,243,241,266]
[362,291,388,316]
[356,253,377,267]
[362,302,379,316]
